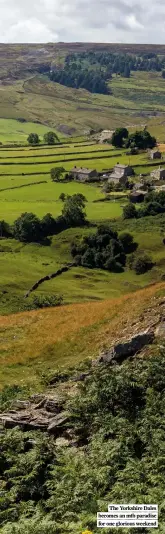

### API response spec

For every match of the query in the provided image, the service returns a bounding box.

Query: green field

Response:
[0,139,162,228]
[0,180,124,223]
[0,137,163,314]
[0,214,164,316]
[0,118,64,144]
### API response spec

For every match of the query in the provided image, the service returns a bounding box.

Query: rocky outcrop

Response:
[0,328,156,441]
[48,411,70,434]
[0,394,71,436]
[99,329,155,364]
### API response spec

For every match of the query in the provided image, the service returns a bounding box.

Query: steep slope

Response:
[0,281,165,533]
[0,281,165,389]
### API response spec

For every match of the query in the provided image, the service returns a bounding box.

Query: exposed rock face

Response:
[0,328,156,441]
[99,329,155,364]
[48,411,70,434]
[0,394,70,435]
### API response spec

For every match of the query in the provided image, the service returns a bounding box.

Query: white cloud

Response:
[0,0,164,43]
[126,14,144,30]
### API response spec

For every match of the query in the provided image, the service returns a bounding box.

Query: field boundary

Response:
[0,180,47,193]
[0,149,119,160]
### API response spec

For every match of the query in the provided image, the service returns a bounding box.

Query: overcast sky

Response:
[1,0,165,44]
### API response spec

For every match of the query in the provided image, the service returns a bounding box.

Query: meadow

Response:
[0,137,163,227]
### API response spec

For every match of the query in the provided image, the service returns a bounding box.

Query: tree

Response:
[50,167,65,181]
[123,203,137,219]
[119,232,137,253]
[13,212,42,242]
[127,130,156,150]
[41,213,56,236]
[123,64,130,78]
[104,257,124,272]
[132,255,153,274]
[43,131,59,145]
[59,193,66,202]
[0,220,11,237]
[81,248,95,268]
[162,70,165,79]
[140,201,163,217]
[62,194,86,227]
[111,128,128,148]
[103,182,114,193]
[27,133,40,145]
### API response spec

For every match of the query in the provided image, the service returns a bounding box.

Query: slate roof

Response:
[71,166,95,174]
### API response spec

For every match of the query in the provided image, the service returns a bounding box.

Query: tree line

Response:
[123,190,165,220]
[70,224,153,275]
[66,50,165,78]
[0,194,87,243]
[27,131,59,146]
[50,64,110,94]
[111,127,156,149]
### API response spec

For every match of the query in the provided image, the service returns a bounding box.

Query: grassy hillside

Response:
[0,280,164,390]
[1,44,165,534]
[0,139,164,317]
[0,43,165,137]
[0,139,163,227]
[0,119,63,145]
[0,72,165,138]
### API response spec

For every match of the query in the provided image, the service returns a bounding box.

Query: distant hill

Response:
[1,42,165,82]
[1,43,165,136]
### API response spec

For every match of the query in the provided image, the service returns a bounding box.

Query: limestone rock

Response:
[30,394,46,404]
[99,329,155,364]
[12,400,30,410]
[155,324,165,337]
[48,411,70,434]
[45,398,64,413]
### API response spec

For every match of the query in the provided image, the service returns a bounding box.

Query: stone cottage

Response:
[108,163,134,186]
[70,166,99,182]
[150,167,165,181]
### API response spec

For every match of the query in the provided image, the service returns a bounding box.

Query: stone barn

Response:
[71,166,99,182]
[150,167,165,181]
[150,150,162,160]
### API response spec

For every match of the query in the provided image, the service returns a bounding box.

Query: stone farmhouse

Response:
[150,149,162,160]
[150,167,165,181]
[71,166,99,182]
[108,164,133,186]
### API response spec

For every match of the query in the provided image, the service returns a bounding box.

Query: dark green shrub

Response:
[123,203,137,219]
[71,224,137,273]
[27,133,40,145]
[26,294,63,310]
[81,248,95,268]
[119,231,137,253]
[132,255,154,274]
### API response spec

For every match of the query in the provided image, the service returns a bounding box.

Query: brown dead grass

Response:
[158,144,165,151]
[0,281,164,390]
